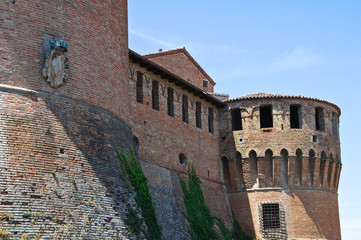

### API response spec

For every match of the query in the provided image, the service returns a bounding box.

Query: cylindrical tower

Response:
[219,93,341,240]
[0,0,134,238]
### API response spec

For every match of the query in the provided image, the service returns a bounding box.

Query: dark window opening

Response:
[203,80,209,88]
[179,153,187,165]
[167,88,174,117]
[290,105,302,129]
[152,80,159,111]
[260,105,273,128]
[231,109,243,130]
[312,135,317,143]
[136,72,143,103]
[208,107,214,133]
[182,95,188,123]
[196,102,202,128]
[262,203,280,229]
[133,136,139,150]
[315,107,325,131]
[221,157,231,191]
[332,112,338,136]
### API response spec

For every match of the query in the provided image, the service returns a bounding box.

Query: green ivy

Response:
[181,165,254,240]
[117,149,162,240]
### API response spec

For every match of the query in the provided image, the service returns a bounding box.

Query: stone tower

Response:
[219,93,342,239]
[0,0,134,238]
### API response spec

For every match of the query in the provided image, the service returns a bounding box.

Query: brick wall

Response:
[145,50,215,92]
[0,1,137,238]
[0,0,130,121]
[128,62,231,239]
[0,87,135,238]
[219,97,342,239]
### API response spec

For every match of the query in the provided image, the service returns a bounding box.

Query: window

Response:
[203,79,209,88]
[290,105,302,129]
[260,105,273,128]
[221,157,231,191]
[152,80,159,111]
[262,203,280,229]
[315,107,325,131]
[332,112,338,136]
[182,95,188,123]
[208,107,214,133]
[259,202,287,239]
[167,87,174,117]
[179,153,187,165]
[136,71,143,103]
[196,102,202,128]
[231,109,242,130]
[133,136,139,150]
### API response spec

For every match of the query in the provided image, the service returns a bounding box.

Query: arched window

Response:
[296,149,303,185]
[249,150,258,188]
[320,151,327,186]
[309,150,316,185]
[221,157,231,191]
[280,149,288,186]
[265,149,273,186]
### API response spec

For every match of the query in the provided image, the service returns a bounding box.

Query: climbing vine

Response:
[117,149,162,240]
[180,165,253,240]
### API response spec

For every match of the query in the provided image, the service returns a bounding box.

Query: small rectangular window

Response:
[231,109,242,130]
[208,107,214,133]
[196,102,202,128]
[315,107,325,131]
[203,80,209,88]
[332,112,338,136]
[262,203,280,229]
[152,80,159,111]
[290,105,302,129]
[167,88,174,117]
[260,105,273,128]
[182,95,188,123]
[136,72,143,103]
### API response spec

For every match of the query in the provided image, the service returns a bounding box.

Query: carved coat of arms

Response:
[42,39,68,88]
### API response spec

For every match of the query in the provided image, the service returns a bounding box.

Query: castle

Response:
[0,1,341,239]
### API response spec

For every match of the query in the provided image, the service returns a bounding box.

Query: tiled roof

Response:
[226,93,341,115]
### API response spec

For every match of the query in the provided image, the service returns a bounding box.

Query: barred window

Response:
[259,202,287,239]
[262,204,280,229]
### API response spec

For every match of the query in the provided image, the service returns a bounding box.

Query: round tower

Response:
[0,0,133,238]
[219,93,341,240]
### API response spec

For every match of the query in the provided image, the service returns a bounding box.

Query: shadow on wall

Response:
[0,88,136,238]
[221,152,255,236]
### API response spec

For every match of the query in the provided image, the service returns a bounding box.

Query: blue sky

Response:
[128,1,361,239]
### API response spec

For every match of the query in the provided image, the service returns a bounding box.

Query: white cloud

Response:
[229,47,324,78]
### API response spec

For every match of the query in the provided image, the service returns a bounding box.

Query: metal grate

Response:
[262,204,280,229]
[259,202,287,239]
